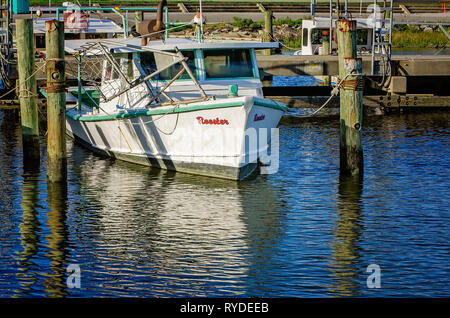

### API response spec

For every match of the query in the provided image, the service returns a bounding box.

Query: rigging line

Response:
[267,33,301,51]
[118,124,133,153]
[0,63,46,100]
[276,72,360,118]
[134,104,181,125]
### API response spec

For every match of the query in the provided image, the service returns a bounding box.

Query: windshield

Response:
[139,50,197,81]
[203,49,254,79]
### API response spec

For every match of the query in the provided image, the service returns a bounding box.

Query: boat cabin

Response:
[64,38,279,112]
[300,17,374,55]
[33,18,123,50]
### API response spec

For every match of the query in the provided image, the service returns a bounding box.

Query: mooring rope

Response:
[279,72,361,118]
[0,62,46,100]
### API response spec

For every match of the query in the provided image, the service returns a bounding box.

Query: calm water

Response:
[0,109,449,298]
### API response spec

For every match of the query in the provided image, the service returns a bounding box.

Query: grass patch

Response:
[273,17,303,28]
[231,17,262,32]
[392,25,450,48]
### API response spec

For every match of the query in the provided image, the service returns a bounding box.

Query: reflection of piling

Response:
[263,10,273,56]
[45,20,67,183]
[44,180,69,297]
[329,171,364,296]
[19,168,40,261]
[16,19,40,162]
[15,166,41,297]
[336,20,363,175]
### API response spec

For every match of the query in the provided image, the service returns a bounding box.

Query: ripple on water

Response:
[0,110,449,297]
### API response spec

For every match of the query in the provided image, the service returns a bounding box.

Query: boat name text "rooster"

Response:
[196,116,229,125]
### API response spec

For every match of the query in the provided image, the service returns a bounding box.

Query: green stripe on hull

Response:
[66,98,288,122]
[253,97,289,112]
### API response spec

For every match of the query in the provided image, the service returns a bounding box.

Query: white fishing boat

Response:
[64,37,288,180]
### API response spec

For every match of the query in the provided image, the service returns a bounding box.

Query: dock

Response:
[257,54,450,77]
[256,54,450,110]
[1,1,450,113]
[1,53,449,112]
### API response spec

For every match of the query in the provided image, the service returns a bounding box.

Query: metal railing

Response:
[55,7,170,39]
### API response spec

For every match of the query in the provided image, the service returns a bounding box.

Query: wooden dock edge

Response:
[2,95,449,111]
[268,95,450,108]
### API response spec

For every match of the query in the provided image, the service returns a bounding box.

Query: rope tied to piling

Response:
[281,72,362,118]
[337,77,364,91]
[18,88,40,99]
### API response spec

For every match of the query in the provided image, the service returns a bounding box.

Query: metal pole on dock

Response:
[45,20,67,182]
[16,19,40,162]
[263,9,273,55]
[336,20,363,175]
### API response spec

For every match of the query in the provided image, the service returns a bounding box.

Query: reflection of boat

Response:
[69,143,283,296]
[64,37,287,180]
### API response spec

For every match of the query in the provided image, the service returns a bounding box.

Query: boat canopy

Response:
[34,18,124,35]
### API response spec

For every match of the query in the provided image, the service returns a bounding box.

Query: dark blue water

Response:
[0,109,449,298]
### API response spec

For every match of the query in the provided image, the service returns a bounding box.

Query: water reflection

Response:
[44,180,69,297]
[2,111,448,297]
[15,166,41,297]
[329,172,364,297]
[67,145,284,296]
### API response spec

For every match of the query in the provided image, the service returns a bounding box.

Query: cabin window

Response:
[302,28,308,47]
[139,50,196,81]
[311,28,330,45]
[203,49,254,79]
[357,29,368,45]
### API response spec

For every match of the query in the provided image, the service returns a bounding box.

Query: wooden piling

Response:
[336,20,363,175]
[321,36,330,56]
[135,10,144,33]
[16,18,40,161]
[263,9,273,55]
[45,20,67,182]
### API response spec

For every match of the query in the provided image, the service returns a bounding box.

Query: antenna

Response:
[199,0,204,42]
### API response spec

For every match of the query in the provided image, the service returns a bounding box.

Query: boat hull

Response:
[66,96,286,180]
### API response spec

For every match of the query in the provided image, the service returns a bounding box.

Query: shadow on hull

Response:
[67,131,260,181]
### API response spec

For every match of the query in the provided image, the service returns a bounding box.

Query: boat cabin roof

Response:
[302,17,376,29]
[34,18,124,35]
[64,38,280,54]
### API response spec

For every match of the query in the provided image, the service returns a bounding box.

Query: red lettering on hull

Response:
[196,116,229,125]
[254,114,265,121]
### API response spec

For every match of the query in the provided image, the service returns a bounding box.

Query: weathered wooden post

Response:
[16,18,40,161]
[321,35,330,55]
[263,9,273,55]
[45,20,67,182]
[135,10,144,31]
[320,31,331,86]
[336,20,363,175]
